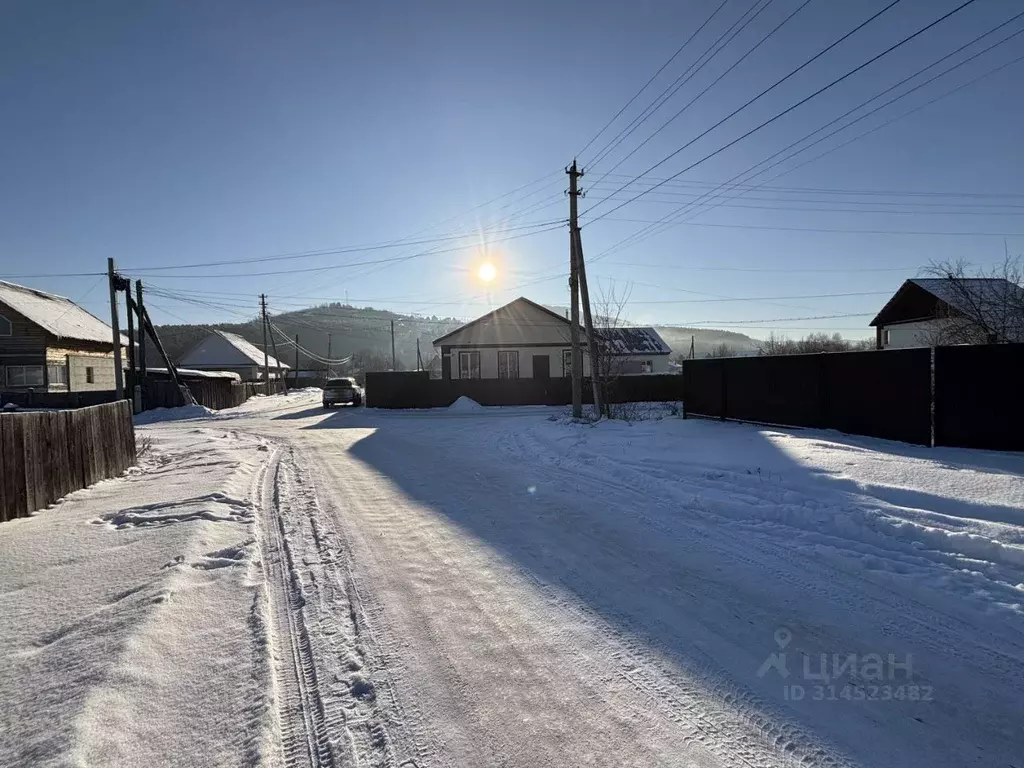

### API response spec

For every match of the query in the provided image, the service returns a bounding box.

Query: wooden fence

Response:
[142,378,286,411]
[0,400,136,523]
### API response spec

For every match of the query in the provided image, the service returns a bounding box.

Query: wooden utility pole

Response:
[124,281,136,396]
[391,320,396,371]
[575,228,603,418]
[689,335,695,359]
[294,334,300,380]
[416,338,422,371]
[260,294,270,389]
[269,321,284,391]
[567,161,583,418]
[107,258,125,400]
[327,333,333,378]
[136,281,147,379]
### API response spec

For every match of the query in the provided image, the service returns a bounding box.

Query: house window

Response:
[47,364,68,387]
[6,365,44,387]
[641,360,653,373]
[497,350,519,379]
[86,367,95,384]
[884,329,891,346]
[562,349,572,377]
[0,315,11,336]
[458,351,480,379]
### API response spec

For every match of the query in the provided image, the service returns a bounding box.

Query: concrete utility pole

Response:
[567,161,583,418]
[391,320,396,371]
[107,258,125,400]
[260,294,270,388]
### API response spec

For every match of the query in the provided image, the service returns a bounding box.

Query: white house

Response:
[178,330,289,381]
[432,297,672,380]
[871,278,1024,349]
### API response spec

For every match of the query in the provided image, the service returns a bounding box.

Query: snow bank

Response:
[449,395,484,412]
[0,428,277,766]
[134,403,215,424]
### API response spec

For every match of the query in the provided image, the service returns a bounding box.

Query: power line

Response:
[600,216,1024,236]
[122,222,566,280]
[589,0,812,183]
[582,0,981,225]
[586,0,770,170]
[647,14,1024,237]
[577,0,732,161]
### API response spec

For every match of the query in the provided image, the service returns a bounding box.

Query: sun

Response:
[477,262,497,282]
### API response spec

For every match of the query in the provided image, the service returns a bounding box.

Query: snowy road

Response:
[4,391,1023,767]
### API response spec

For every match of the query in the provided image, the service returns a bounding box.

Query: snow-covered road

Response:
[3,390,1023,767]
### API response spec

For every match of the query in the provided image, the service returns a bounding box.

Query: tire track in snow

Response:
[256,443,396,767]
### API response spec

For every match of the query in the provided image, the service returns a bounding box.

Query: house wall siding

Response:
[881,319,950,349]
[67,353,117,391]
[0,302,48,366]
[448,346,593,379]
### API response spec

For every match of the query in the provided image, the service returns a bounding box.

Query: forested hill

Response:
[151,303,758,371]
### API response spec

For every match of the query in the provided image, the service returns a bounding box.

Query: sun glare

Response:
[478,262,497,282]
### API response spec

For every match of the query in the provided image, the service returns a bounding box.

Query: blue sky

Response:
[1,0,1022,339]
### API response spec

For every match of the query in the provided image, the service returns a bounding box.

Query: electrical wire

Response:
[581,0,970,224]
[636,15,1024,241]
[578,0,732,161]
[588,0,812,184]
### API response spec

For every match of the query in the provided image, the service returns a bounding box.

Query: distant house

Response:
[0,280,127,392]
[871,278,1024,349]
[177,330,289,381]
[432,297,672,380]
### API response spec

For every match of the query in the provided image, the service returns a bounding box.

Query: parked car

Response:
[322,377,362,408]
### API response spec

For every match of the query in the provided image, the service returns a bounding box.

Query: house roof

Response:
[432,297,578,346]
[599,326,671,355]
[0,280,128,346]
[870,277,1024,330]
[216,331,290,369]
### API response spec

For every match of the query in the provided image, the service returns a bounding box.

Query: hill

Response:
[149,304,759,373]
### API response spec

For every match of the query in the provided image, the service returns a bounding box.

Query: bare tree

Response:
[705,342,736,358]
[919,256,1024,345]
[756,331,873,356]
[590,283,634,419]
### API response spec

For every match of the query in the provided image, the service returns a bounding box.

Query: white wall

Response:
[881,319,949,349]
[447,346,593,379]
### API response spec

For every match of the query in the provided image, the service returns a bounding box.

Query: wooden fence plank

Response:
[3,413,27,520]
[0,415,7,523]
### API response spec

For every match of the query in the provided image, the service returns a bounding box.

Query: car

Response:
[322,377,362,408]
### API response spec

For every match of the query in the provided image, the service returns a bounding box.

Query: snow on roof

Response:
[598,326,671,355]
[910,278,1024,315]
[0,280,127,345]
[147,367,242,381]
[217,331,290,369]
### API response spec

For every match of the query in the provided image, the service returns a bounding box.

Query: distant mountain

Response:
[148,303,758,372]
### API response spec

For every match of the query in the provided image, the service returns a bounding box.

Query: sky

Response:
[1,0,1022,341]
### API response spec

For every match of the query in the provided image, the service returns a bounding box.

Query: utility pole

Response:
[416,338,422,371]
[391,320,396,371]
[575,228,602,418]
[260,294,270,389]
[567,161,583,418]
[689,335,695,359]
[136,281,147,380]
[269,321,284,391]
[124,281,136,397]
[107,258,125,400]
[294,334,299,380]
[327,333,332,378]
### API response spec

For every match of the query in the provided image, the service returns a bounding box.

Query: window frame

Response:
[46,363,68,387]
[497,350,519,380]
[85,366,95,384]
[562,349,572,378]
[0,314,11,337]
[6,365,44,387]
[458,351,481,380]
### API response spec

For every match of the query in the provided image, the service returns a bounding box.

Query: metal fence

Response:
[683,344,1024,451]
[365,371,683,409]
[0,400,136,523]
